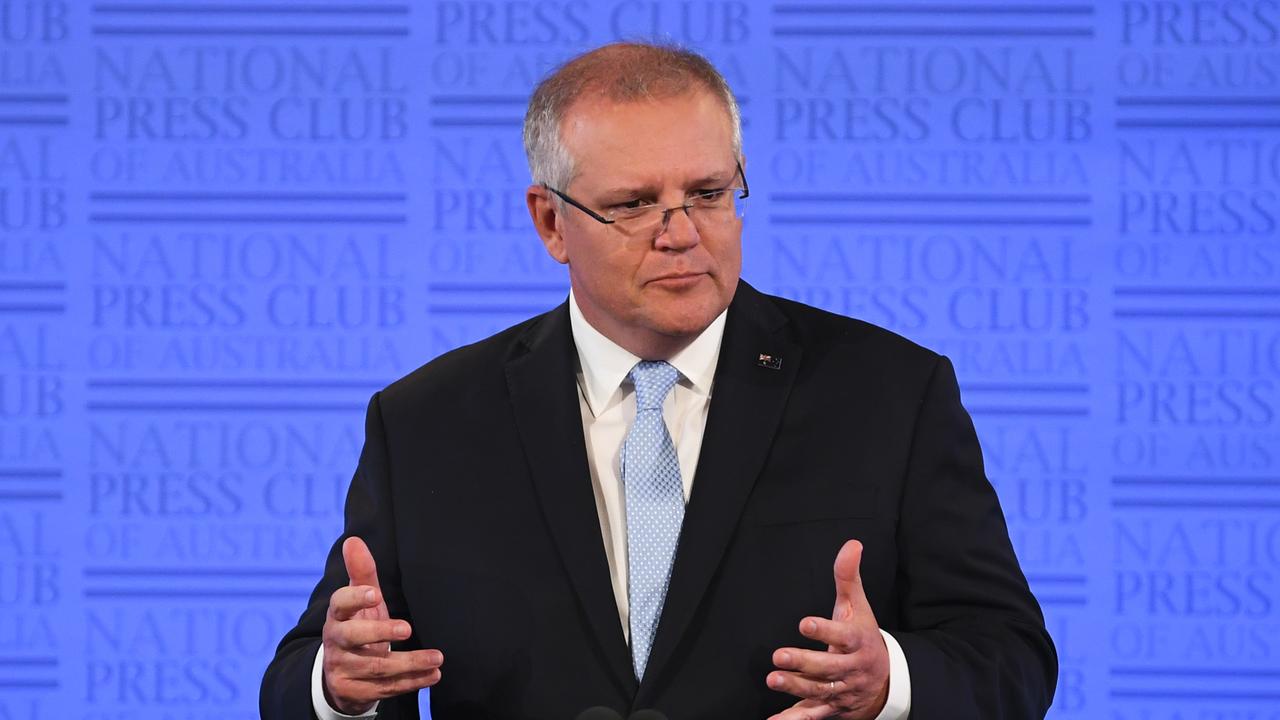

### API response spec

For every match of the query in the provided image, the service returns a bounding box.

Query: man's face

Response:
[529,90,743,357]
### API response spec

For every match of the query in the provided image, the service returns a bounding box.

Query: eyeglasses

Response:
[544,161,749,239]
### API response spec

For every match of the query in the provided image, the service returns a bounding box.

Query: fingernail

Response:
[805,620,817,633]
[767,674,781,688]
[395,623,410,638]
[364,589,375,603]
[778,651,791,665]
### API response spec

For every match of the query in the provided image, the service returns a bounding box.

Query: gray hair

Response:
[522,42,743,192]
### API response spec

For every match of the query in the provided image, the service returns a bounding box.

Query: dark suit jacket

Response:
[261,282,1057,719]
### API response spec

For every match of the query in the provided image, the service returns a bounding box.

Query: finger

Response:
[767,699,835,720]
[329,585,382,622]
[832,539,871,619]
[332,618,414,649]
[767,670,845,703]
[799,616,863,653]
[772,647,855,681]
[346,645,445,668]
[343,536,382,592]
[336,667,443,703]
[334,649,444,679]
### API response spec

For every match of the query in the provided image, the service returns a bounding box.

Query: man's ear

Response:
[526,185,569,264]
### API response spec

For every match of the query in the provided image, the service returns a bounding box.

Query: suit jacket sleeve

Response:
[260,391,422,719]
[890,356,1058,718]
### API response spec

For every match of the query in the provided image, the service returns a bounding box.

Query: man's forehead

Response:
[559,90,736,190]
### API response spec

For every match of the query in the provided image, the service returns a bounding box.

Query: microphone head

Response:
[575,707,625,720]
[628,711,670,720]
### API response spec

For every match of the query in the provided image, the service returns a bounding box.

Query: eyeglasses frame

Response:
[542,160,749,233]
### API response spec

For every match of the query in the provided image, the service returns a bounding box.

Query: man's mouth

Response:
[650,272,706,283]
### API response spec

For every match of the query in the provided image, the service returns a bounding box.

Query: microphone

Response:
[575,707,625,720]
[629,711,670,720]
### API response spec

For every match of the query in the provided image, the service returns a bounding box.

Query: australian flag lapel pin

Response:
[756,353,782,370]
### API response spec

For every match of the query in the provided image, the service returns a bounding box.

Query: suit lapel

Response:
[637,283,801,699]
[504,303,639,699]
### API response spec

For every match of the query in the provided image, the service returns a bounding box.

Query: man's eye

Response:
[615,199,655,210]
[693,189,727,202]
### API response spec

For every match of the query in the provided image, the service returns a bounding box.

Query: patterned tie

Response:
[622,360,685,680]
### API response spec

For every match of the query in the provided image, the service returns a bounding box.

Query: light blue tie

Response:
[623,360,685,680]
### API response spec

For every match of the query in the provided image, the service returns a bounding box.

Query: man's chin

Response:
[648,306,725,339]
[632,280,731,338]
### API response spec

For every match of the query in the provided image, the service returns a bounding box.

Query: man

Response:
[261,42,1057,720]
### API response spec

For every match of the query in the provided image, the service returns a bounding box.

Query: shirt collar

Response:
[569,289,727,419]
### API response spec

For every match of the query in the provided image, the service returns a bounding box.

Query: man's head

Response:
[524,42,745,360]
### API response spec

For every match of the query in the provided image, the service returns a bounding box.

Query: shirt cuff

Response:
[312,644,380,720]
[873,629,911,720]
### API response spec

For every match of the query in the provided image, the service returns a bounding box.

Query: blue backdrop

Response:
[1,1,1278,717]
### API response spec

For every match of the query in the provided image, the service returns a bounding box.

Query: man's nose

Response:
[654,205,700,250]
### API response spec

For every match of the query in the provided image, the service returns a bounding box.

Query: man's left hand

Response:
[766,539,890,720]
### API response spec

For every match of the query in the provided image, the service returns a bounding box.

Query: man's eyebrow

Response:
[689,170,732,187]
[595,170,735,199]
[597,182,660,198]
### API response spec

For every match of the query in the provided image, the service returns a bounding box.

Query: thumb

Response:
[832,539,872,621]
[343,536,382,591]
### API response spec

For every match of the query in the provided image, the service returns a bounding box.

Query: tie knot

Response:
[629,360,679,410]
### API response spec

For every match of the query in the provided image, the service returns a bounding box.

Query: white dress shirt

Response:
[312,292,911,719]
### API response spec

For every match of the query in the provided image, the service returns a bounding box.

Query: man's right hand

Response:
[322,536,444,715]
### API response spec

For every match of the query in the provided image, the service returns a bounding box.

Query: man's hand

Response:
[766,539,890,720]
[321,536,444,714]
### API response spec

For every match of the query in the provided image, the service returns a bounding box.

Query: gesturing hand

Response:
[766,540,890,720]
[321,536,444,714]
